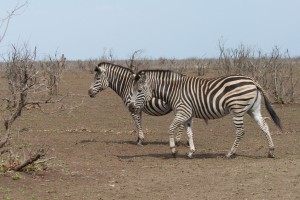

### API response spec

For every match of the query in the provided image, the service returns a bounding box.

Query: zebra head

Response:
[88,64,109,98]
[129,71,152,113]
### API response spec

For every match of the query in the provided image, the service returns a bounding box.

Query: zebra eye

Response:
[138,89,142,92]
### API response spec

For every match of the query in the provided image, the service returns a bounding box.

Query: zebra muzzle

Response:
[88,88,97,97]
[128,102,138,113]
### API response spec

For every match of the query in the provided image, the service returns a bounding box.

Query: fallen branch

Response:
[33,157,55,165]
[13,148,46,171]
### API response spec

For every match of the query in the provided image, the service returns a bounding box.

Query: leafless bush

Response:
[40,53,66,95]
[3,44,39,129]
[75,59,86,71]
[217,43,298,103]
[0,44,84,173]
[0,44,46,172]
[125,50,152,72]
[100,48,115,62]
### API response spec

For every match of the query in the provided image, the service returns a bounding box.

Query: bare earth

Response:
[1,72,299,200]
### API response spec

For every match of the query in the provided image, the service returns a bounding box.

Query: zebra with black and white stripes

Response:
[88,62,185,145]
[129,70,282,158]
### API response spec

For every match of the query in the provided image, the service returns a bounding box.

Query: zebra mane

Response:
[136,69,185,77]
[98,62,134,74]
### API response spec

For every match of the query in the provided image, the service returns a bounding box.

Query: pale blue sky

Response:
[0,0,299,60]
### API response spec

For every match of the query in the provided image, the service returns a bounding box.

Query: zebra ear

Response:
[139,71,146,82]
[133,74,142,81]
[131,74,137,80]
[94,66,100,72]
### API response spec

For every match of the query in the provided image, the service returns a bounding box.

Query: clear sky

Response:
[0,0,299,60]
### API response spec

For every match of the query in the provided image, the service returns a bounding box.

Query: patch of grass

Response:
[0,188,12,200]
[0,164,9,174]
[12,172,22,180]
[28,195,38,200]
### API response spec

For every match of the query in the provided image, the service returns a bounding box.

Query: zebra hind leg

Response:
[226,116,245,158]
[251,115,275,158]
[175,124,185,146]
[248,99,275,158]
[185,118,195,158]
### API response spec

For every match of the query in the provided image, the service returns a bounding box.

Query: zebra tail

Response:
[264,96,282,130]
[254,81,282,130]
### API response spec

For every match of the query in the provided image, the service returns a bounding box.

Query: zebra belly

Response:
[192,104,229,119]
[188,94,230,120]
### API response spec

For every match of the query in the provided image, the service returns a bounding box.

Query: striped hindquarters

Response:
[182,75,258,119]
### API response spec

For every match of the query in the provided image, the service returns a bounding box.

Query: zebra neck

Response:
[150,72,182,103]
[107,68,132,99]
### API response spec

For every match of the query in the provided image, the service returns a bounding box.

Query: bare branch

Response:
[0,131,10,149]
[126,49,144,72]
[13,148,46,171]
[0,1,28,43]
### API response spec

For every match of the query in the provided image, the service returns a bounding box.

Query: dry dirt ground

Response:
[1,71,300,200]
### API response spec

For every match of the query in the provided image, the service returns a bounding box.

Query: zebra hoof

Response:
[268,147,275,158]
[268,153,275,158]
[225,152,236,159]
[136,138,144,146]
[268,151,275,158]
[171,148,178,158]
[137,142,143,147]
[187,152,194,159]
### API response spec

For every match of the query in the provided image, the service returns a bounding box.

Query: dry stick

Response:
[0,132,10,149]
[13,149,46,171]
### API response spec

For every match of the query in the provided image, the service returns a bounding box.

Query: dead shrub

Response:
[217,43,298,103]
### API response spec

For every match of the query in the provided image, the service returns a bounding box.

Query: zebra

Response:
[88,62,185,145]
[128,70,282,158]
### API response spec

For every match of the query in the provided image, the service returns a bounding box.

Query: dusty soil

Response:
[1,71,299,200]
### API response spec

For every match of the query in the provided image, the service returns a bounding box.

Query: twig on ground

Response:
[13,148,46,171]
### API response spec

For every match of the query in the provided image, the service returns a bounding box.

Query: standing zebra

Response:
[88,62,185,145]
[129,70,282,158]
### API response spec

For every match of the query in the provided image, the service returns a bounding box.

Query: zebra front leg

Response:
[169,113,192,157]
[185,118,195,158]
[227,116,245,158]
[131,112,144,146]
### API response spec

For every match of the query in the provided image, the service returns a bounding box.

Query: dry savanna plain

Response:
[0,69,300,200]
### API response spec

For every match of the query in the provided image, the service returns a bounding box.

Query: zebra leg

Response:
[185,118,195,158]
[169,119,179,157]
[252,113,275,158]
[131,112,144,146]
[227,116,245,158]
[248,97,275,158]
[169,116,186,157]
[175,124,185,146]
[169,112,192,157]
